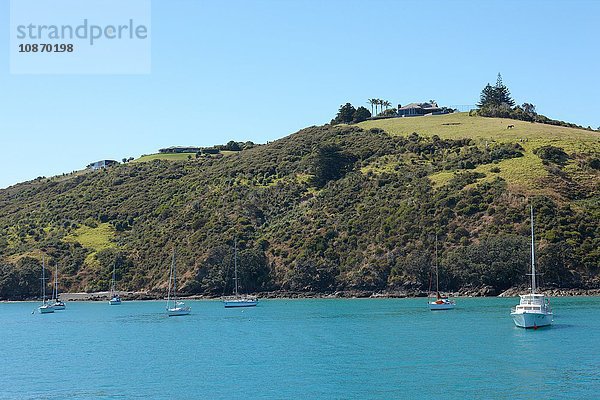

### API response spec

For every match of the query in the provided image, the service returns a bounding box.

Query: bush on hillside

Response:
[309,144,357,188]
[534,145,569,165]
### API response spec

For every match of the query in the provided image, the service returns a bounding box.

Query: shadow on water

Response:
[116,312,180,323]
[545,323,576,330]
[511,323,575,332]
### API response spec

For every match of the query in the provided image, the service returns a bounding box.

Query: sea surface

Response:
[1,297,599,399]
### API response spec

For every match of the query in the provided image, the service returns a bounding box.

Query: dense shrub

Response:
[534,146,569,165]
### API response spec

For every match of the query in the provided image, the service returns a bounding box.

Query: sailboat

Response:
[428,236,455,310]
[510,206,553,329]
[50,265,66,310]
[166,250,191,316]
[223,239,258,308]
[38,256,55,314]
[108,264,122,305]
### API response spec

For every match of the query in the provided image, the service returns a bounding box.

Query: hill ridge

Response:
[0,115,598,299]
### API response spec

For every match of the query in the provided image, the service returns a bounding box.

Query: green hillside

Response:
[1,115,598,299]
[360,113,600,192]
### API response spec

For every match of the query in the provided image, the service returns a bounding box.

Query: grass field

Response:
[134,151,238,163]
[133,153,197,163]
[359,113,600,192]
[63,223,115,252]
[63,223,116,267]
[359,112,600,145]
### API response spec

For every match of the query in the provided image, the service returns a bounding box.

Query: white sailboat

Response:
[166,250,191,316]
[38,256,54,314]
[428,236,455,310]
[50,264,66,310]
[223,239,258,308]
[108,264,122,305]
[511,206,553,329]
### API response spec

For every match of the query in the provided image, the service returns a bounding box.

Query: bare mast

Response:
[530,205,537,294]
[234,239,238,297]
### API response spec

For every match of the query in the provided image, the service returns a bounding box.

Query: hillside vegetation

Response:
[1,114,598,299]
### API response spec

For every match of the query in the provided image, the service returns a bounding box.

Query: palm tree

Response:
[383,100,392,110]
[377,99,383,115]
[367,99,376,116]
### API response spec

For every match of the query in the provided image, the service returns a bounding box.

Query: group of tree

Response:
[331,103,372,124]
[477,73,598,131]
[215,140,256,152]
[478,73,515,110]
[367,98,393,116]
[192,141,258,158]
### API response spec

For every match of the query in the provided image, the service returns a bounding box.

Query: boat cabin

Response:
[514,294,551,313]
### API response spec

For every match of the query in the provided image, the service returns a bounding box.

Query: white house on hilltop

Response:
[87,160,118,170]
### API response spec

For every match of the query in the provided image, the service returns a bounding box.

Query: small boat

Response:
[166,250,190,316]
[428,236,455,311]
[108,264,122,305]
[50,265,66,310]
[223,240,258,308]
[510,206,553,329]
[38,256,55,314]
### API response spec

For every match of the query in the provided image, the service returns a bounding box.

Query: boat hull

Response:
[223,300,258,308]
[167,307,191,316]
[52,303,66,310]
[108,298,122,305]
[38,305,55,314]
[511,312,553,328]
[429,302,455,311]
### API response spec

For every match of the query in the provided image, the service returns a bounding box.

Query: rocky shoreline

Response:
[4,287,599,302]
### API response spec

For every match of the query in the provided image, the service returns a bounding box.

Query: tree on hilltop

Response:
[367,98,377,115]
[352,106,371,123]
[478,73,515,109]
[331,103,357,124]
[493,73,515,107]
[331,103,371,124]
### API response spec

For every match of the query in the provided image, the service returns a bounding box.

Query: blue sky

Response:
[1,0,599,189]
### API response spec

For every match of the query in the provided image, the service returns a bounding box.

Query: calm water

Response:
[1,297,599,399]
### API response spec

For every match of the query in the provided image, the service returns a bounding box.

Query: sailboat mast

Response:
[435,235,439,293]
[166,250,174,307]
[234,239,238,296]
[530,205,537,293]
[111,265,115,296]
[42,256,46,304]
[54,265,58,301]
[173,250,177,302]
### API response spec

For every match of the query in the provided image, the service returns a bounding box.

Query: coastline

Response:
[3,287,600,302]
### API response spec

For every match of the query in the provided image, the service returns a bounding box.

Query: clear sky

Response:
[1,0,599,189]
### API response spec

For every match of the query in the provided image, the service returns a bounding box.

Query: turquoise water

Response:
[1,297,599,399]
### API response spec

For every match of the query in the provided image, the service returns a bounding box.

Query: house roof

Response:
[398,102,440,110]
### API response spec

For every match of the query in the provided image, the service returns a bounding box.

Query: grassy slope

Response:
[63,223,115,252]
[134,153,197,162]
[135,151,238,163]
[359,113,600,194]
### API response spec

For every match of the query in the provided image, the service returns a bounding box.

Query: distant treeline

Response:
[159,141,258,154]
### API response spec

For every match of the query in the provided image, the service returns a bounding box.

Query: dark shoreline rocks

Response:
[10,288,600,302]
[4,287,600,302]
